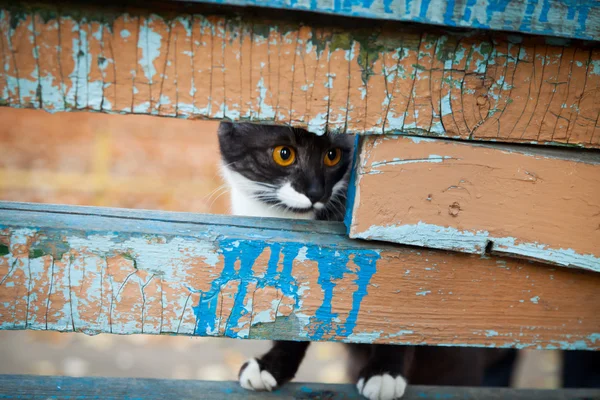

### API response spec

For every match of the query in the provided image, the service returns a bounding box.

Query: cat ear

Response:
[218,121,235,137]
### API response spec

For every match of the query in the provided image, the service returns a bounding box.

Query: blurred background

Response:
[0,108,559,387]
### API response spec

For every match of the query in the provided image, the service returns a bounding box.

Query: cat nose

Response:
[306,187,324,204]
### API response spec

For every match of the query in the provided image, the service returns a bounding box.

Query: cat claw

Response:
[239,358,278,391]
[357,374,407,400]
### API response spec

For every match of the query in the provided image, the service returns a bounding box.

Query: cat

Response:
[218,121,353,221]
[217,121,515,400]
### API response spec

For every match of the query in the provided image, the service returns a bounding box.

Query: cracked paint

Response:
[1,203,599,350]
[0,5,599,147]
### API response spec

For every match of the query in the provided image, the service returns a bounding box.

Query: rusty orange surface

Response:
[349,136,600,272]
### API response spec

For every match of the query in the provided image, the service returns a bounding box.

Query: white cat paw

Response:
[239,358,278,391]
[357,374,407,400]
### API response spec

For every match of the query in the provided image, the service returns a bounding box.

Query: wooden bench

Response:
[1,0,599,398]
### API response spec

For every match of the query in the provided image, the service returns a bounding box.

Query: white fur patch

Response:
[314,202,325,210]
[276,182,312,209]
[239,359,278,391]
[357,374,407,400]
[221,165,315,220]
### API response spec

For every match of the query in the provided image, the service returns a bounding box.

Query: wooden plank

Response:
[179,0,600,42]
[1,202,599,350]
[347,136,600,272]
[1,2,600,148]
[2,375,599,400]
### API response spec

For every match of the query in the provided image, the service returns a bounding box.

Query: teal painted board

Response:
[182,0,600,41]
[1,375,600,399]
[1,201,599,350]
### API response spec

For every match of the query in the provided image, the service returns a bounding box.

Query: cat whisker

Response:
[204,184,230,202]
[208,189,231,210]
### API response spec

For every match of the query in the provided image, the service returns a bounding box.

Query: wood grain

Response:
[1,202,599,350]
[1,2,600,147]
[1,375,599,399]
[348,136,600,272]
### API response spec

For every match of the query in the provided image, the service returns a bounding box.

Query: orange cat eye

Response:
[273,146,296,166]
[324,148,342,167]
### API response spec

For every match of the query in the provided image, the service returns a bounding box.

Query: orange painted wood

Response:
[1,3,600,147]
[348,136,600,272]
[1,202,599,350]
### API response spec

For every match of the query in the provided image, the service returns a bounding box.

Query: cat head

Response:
[218,122,354,220]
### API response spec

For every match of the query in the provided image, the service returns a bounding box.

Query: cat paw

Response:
[238,358,278,391]
[357,373,407,400]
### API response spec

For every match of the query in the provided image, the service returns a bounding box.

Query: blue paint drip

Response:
[336,251,379,337]
[464,0,477,22]
[518,0,537,33]
[309,246,380,340]
[567,5,576,20]
[382,0,394,14]
[485,0,510,31]
[192,233,380,340]
[194,238,270,336]
[442,0,456,27]
[361,0,376,11]
[278,242,304,298]
[576,6,590,38]
[418,0,430,19]
[262,242,283,286]
[310,0,318,12]
[539,0,551,22]
[334,0,342,13]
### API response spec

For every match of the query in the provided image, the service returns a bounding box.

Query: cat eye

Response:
[272,145,296,167]
[324,148,342,167]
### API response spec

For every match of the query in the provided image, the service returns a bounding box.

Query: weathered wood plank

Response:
[181,0,600,42]
[347,136,600,272]
[1,2,600,147]
[1,375,599,399]
[1,202,599,350]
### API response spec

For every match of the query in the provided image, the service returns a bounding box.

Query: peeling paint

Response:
[0,5,598,148]
[1,203,598,349]
[356,223,600,273]
[351,136,600,272]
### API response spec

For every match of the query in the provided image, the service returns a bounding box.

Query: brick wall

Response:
[0,108,228,214]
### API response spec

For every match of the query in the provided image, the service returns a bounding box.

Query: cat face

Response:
[218,122,354,220]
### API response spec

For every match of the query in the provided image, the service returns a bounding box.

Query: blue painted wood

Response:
[1,201,599,350]
[1,375,599,399]
[182,0,600,41]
